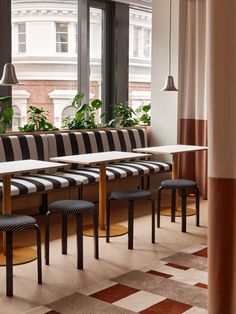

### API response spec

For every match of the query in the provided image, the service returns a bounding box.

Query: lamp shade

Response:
[161,75,178,91]
[0,63,21,85]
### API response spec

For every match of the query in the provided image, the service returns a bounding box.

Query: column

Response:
[208,0,236,312]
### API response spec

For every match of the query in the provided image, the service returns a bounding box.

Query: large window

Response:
[9,1,152,129]
[18,23,26,53]
[56,22,68,53]
[129,7,152,110]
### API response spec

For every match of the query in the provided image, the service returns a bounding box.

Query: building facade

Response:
[11,0,151,129]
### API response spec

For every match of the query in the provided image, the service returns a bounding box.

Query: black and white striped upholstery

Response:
[48,200,96,215]
[47,129,147,162]
[0,214,37,232]
[0,134,49,163]
[110,189,151,201]
[0,129,172,198]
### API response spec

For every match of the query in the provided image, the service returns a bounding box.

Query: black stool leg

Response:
[106,199,111,243]
[6,231,13,297]
[150,198,155,243]
[171,189,176,223]
[76,214,83,269]
[128,200,134,249]
[181,189,187,232]
[45,211,51,265]
[157,187,163,228]
[35,224,42,284]
[62,214,67,255]
[195,187,200,226]
[93,210,99,259]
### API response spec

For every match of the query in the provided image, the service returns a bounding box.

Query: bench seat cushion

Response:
[0,172,82,197]
[64,160,172,182]
[0,161,171,198]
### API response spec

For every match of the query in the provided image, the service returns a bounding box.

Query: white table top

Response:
[0,159,67,176]
[133,144,208,155]
[50,151,150,165]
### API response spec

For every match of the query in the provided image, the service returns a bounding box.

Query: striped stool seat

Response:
[157,179,200,232]
[45,199,99,269]
[48,200,96,215]
[110,189,151,201]
[0,214,36,232]
[0,214,42,297]
[106,189,155,249]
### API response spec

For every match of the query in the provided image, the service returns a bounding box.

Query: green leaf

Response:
[0,96,11,105]
[143,104,151,112]
[91,99,102,109]
[72,92,85,107]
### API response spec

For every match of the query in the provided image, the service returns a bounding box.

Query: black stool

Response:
[106,189,155,249]
[157,179,200,232]
[45,200,99,269]
[0,214,42,297]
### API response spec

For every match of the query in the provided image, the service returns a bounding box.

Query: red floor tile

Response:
[165,262,189,270]
[90,283,139,303]
[192,248,208,257]
[195,282,208,289]
[147,270,173,278]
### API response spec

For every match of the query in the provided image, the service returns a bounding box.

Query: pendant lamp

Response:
[161,0,178,91]
[0,63,21,85]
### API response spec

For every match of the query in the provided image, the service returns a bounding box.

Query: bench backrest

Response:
[47,128,147,158]
[0,134,49,162]
[0,128,148,172]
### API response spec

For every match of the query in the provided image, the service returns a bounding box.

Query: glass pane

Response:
[89,7,104,123]
[11,0,78,130]
[129,8,152,112]
[18,23,25,33]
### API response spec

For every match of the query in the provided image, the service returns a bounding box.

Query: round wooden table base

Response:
[83,224,128,238]
[160,207,196,217]
[0,247,37,266]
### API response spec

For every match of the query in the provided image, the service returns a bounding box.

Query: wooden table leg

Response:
[83,162,128,238]
[0,174,37,266]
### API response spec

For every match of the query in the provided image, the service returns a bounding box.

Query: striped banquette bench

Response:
[0,128,171,211]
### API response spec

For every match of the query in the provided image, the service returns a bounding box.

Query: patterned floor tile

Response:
[113,270,207,309]
[113,290,166,312]
[181,244,207,254]
[162,252,207,272]
[140,298,192,314]
[23,244,208,314]
[47,292,136,314]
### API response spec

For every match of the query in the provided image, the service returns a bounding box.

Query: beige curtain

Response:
[178,0,208,199]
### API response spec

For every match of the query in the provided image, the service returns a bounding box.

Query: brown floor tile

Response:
[140,298,192,314]
[147,270,173,278]
[90,283,139,303]
[195,282,208,289]
[192,248,208,258]
[165,262,189,270]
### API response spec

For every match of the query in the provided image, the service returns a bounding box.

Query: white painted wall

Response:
[151,0,179,150]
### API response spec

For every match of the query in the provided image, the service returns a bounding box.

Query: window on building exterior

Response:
[11,0,78,130]
[56,22,68,52]
[18,23,26,53]
[129,7,152,109]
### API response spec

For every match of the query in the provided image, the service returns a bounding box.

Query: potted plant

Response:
[19,105,58,132]
[135,103,151,126]
[108,102,138,127]
[63,93,105,129]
